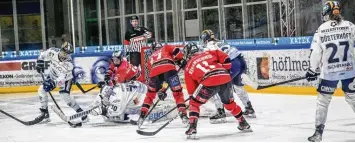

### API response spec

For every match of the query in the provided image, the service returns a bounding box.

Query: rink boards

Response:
[0,36,352,96]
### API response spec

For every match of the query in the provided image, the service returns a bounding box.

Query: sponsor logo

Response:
[21,61,51,71]
[320,86,336,93]
[0,74,13,79]
[290,37,311,44]
[272,57,310,72]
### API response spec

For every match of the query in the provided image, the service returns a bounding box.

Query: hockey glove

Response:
[97,81,105,88]
[104,73,111,82]
[43,78,56,92]
[177,60,187,69]
[36,60,45,73]
[305,69,318,82]
[157,90,167,101]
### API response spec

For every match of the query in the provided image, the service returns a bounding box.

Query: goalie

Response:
[90,81,147,123]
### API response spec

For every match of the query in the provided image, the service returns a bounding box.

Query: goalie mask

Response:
[322,1,341,22]
[183,42,200,61]
[112,50,124,67]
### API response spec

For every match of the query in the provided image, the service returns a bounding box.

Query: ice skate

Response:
[237,116,252,132]
[243,101,256,118]
[179,111,189,125]
[39,108,51,123]
[308,124,324,142]
[209,108,227,124]
[186,119,198,140]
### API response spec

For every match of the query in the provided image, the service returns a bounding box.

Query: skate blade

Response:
[308,137,321,142]
[209,118,227,124]
[241,128,253,132]
[246,114,256,118]
[187,134,199,140]
[39,118,51,124]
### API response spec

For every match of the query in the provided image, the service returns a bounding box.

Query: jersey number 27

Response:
[326,41,349,63]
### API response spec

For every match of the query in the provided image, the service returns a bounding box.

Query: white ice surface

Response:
[0,91,354,142]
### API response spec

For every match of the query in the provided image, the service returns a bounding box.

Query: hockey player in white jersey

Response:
[36,38,88,123]
[200,29,256,124]
[89,81,147,123]
[306,1,355,142]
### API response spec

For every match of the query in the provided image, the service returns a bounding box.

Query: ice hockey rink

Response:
[0,91,354,142]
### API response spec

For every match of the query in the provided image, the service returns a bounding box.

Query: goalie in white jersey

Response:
[306,1,355,142]
[200,30,256,124]
[36,37,88,123]
[89,81,147,123]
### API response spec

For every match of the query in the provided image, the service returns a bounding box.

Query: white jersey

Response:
[204,40,241,59]
[91,81,147,122]
[310,20,355,80]
[38,48,74,84]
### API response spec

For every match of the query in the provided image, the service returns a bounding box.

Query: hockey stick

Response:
[75,82,97,94]
[136,84,203,136]
[132,66,185,126]
[136,105,190,136]
[256,76,307,90]
[241,73,310,90]
[151,84,203,123]
[0,109,45,126]
[151,98,191,123]
[41,73,82,127]
[51,105,100,122]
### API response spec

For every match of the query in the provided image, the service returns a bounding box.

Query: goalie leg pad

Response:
[38,85,49,109]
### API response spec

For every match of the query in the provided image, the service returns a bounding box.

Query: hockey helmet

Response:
[151,42,163,51]
[60,41,74,54]
[183,42,199,60]
[322,1,341,22]
[112,50,124,66]
[200,29,216,45]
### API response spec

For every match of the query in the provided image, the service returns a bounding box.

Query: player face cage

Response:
[322,1,341,22]
[183,42,199,61]
[112,50,123,66]
[61,42,74,54]
[151,42,163,51]
[200,29,215,46]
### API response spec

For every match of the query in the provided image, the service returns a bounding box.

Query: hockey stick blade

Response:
[152,98,190,123]
[257,76,307,90]
[75,82,97,94]
[0,109,45,126]
[51,105,99,121]
[136,105,190,136]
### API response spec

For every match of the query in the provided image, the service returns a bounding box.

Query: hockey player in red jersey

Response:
[138,42,188,125]
[97,50,142,87]
[183,42,252,139]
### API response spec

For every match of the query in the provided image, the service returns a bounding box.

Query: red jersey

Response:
[148,45,184,77]
[108,58,141,83]
[184,50,232,95]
